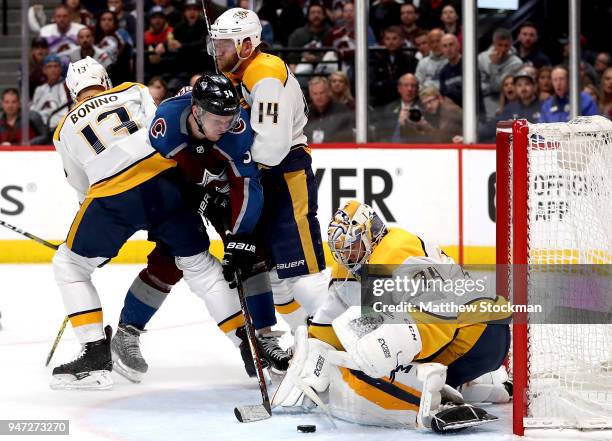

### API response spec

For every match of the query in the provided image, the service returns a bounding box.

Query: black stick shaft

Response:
[0,219,59,250]
[235,269,271,412]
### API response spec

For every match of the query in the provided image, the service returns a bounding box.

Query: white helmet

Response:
[65,57,112,102]
[209,8,262,53]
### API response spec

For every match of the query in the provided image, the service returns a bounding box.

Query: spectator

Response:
[537,66,553,102]
[583,84,602,112]
[108,0,136,44]
[414,29,430,60]
[377,73,421,142]
[172,0,214,85]
[539,65,598,123]
[478,28,522,119]
[324,1,377,75]
[304,76,354,143]
[418,0,457,30]
[144,7,175,78]
[148,76,168,106]
[498,71,541,122]
[329,71,355,109]
[39,4,86,53]
[438,33,462,107]
[286,3,331,73]
[0,89,44,145]
[514,22,551,69]
[399,3,423,49]
[370,26,418,107]
[27,37,50,99]
[594,52,611,83]
[95,10,133,84]
[31,55,70,135]
[64,0,93,28]
[415,28,447,90]
[369,0,402,42]
[418,86,462,143]
[59,27,112,68]
[258,0,305,47]
[600,67,612,118]
[498,73,516,115]
[440,5,461,41]
[151,0,181,27]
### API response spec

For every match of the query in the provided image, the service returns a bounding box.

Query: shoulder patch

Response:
[150,117,167,139]
[242,53,288,91]
[229,117,246,135]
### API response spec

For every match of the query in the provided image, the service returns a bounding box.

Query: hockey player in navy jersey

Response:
[111,74,289,382]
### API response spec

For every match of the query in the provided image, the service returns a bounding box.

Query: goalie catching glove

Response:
[222,234,256,288]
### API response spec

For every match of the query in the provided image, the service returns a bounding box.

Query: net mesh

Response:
[522,116,612,428]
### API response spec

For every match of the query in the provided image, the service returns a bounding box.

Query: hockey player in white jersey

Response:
[209,8,329,333]
[50,57,244,390]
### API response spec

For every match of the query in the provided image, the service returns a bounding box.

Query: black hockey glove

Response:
[197,190,231,233]
[222,234,256,288]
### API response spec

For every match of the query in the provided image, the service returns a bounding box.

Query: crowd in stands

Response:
[2,0,612,145]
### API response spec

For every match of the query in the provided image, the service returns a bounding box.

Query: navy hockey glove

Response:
[197,190,231,233]
[222,235,256,288]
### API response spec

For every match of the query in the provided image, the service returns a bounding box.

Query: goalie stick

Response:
[233,268,272,423]
[0,218,69,367]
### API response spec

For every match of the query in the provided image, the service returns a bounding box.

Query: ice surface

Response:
[0,263,590,441]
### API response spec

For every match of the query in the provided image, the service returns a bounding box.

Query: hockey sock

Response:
[119,269,172,330]
[243,271,277,330]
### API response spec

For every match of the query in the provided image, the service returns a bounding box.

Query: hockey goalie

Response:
[272,200,512,432]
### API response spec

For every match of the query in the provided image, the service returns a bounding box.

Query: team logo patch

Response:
[230,118,246,134]
[150,117,166,139]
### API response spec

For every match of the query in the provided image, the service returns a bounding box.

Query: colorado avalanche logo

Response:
[230,118,246,134]
[150,117,166,139]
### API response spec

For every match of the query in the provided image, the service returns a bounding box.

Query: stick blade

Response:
[234,404,271,423]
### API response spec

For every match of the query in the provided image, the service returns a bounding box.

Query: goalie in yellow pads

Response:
[273,200,511,432]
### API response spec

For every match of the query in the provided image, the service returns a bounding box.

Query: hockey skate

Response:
[257,331,291,374]
[237,326,270,378]
[111,323,148,383]
[50,325,113,390]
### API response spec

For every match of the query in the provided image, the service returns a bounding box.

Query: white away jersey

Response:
[228,53,308,167]
[53,82,175,201]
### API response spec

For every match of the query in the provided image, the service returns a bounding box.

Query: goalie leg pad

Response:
[459,366,511,403]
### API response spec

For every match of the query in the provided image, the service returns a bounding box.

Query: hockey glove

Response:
[197,190,231,233]
[222,234,256,288]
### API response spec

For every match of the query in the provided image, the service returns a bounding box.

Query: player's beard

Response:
[217,52,240,73]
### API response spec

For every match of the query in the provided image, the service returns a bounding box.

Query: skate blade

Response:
[50,370,113,390]
[112,358,144,383]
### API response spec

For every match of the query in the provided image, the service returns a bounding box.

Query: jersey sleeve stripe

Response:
[231,177,249,235]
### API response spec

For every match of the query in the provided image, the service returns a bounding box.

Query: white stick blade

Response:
[234,404,271,423]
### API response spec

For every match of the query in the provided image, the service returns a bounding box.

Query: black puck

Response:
[297,425,316,433]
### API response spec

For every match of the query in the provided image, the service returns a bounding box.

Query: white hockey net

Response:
[522,116,612,429]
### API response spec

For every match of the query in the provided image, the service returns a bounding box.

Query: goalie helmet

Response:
[208,8,262,54]
[65,56,112,102]
[328,200,388,276]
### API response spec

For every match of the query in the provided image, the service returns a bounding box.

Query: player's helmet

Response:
[208,8,262,55]
[65,57,112,102]
[191,73,241,133]
[328,200,388,276]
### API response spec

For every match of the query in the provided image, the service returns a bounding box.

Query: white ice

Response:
[0,264,600,441]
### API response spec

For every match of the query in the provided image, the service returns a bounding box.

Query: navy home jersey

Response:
[148,91,262,236]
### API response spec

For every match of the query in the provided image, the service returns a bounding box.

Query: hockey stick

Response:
[45,316,69,367]
[201,0,219,74]
[0,219,59,250]
[0,219,68,366]
[233,268,272,423]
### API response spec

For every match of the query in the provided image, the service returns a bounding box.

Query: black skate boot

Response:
[111,323,148,383]
[257,331,291,374]
[51,325,113,390]
[237,326,270,378]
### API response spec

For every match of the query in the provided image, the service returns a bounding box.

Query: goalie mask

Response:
[191,73,240,140]
[65,56,112,102]
[328,200,388,276]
